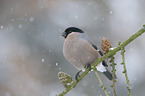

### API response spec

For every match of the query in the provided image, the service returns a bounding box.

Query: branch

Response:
[56,25,145,96]
[121,47,132,96]
[94,68,109,96]
[110,56,117,96]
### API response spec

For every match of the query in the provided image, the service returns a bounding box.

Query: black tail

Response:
[103,69,113,80]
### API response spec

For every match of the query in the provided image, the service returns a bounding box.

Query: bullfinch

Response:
[62,27,113,80]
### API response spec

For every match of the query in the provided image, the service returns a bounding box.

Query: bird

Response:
[62,27,113,80]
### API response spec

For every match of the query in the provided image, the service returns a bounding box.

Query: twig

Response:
[110,56,117,96]
[121,47,132,96]
[94,68,109,96]
[56,25,145,96]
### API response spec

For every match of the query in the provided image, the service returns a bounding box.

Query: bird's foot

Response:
[75,70,82,82]
[86,64,91,71]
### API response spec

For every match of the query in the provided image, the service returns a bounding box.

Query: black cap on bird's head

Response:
[62,27,84,38]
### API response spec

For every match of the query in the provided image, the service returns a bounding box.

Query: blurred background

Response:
[0,0,145,96]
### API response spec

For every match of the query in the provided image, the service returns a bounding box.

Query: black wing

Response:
[92,44,108,67]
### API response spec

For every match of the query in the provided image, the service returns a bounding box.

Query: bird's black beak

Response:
[62,32,66,38]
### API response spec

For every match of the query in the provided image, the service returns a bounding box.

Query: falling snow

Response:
[94,17,98,20]
[42,58,45,62]
[56,63,58,66]
[74,15,78,19]
[48,64,51,67]
[10,8,13,10]
[1,26,3,29]
[59,29,62,32]
[12,19,15,21]
[18,24,22,29]
[134,78,137,81]
[110,11,113,14]
[25,14,27,17]
[59,67,61,70]
[0,1,144,96]
[29,17,34,22]
[40,6,43,9]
